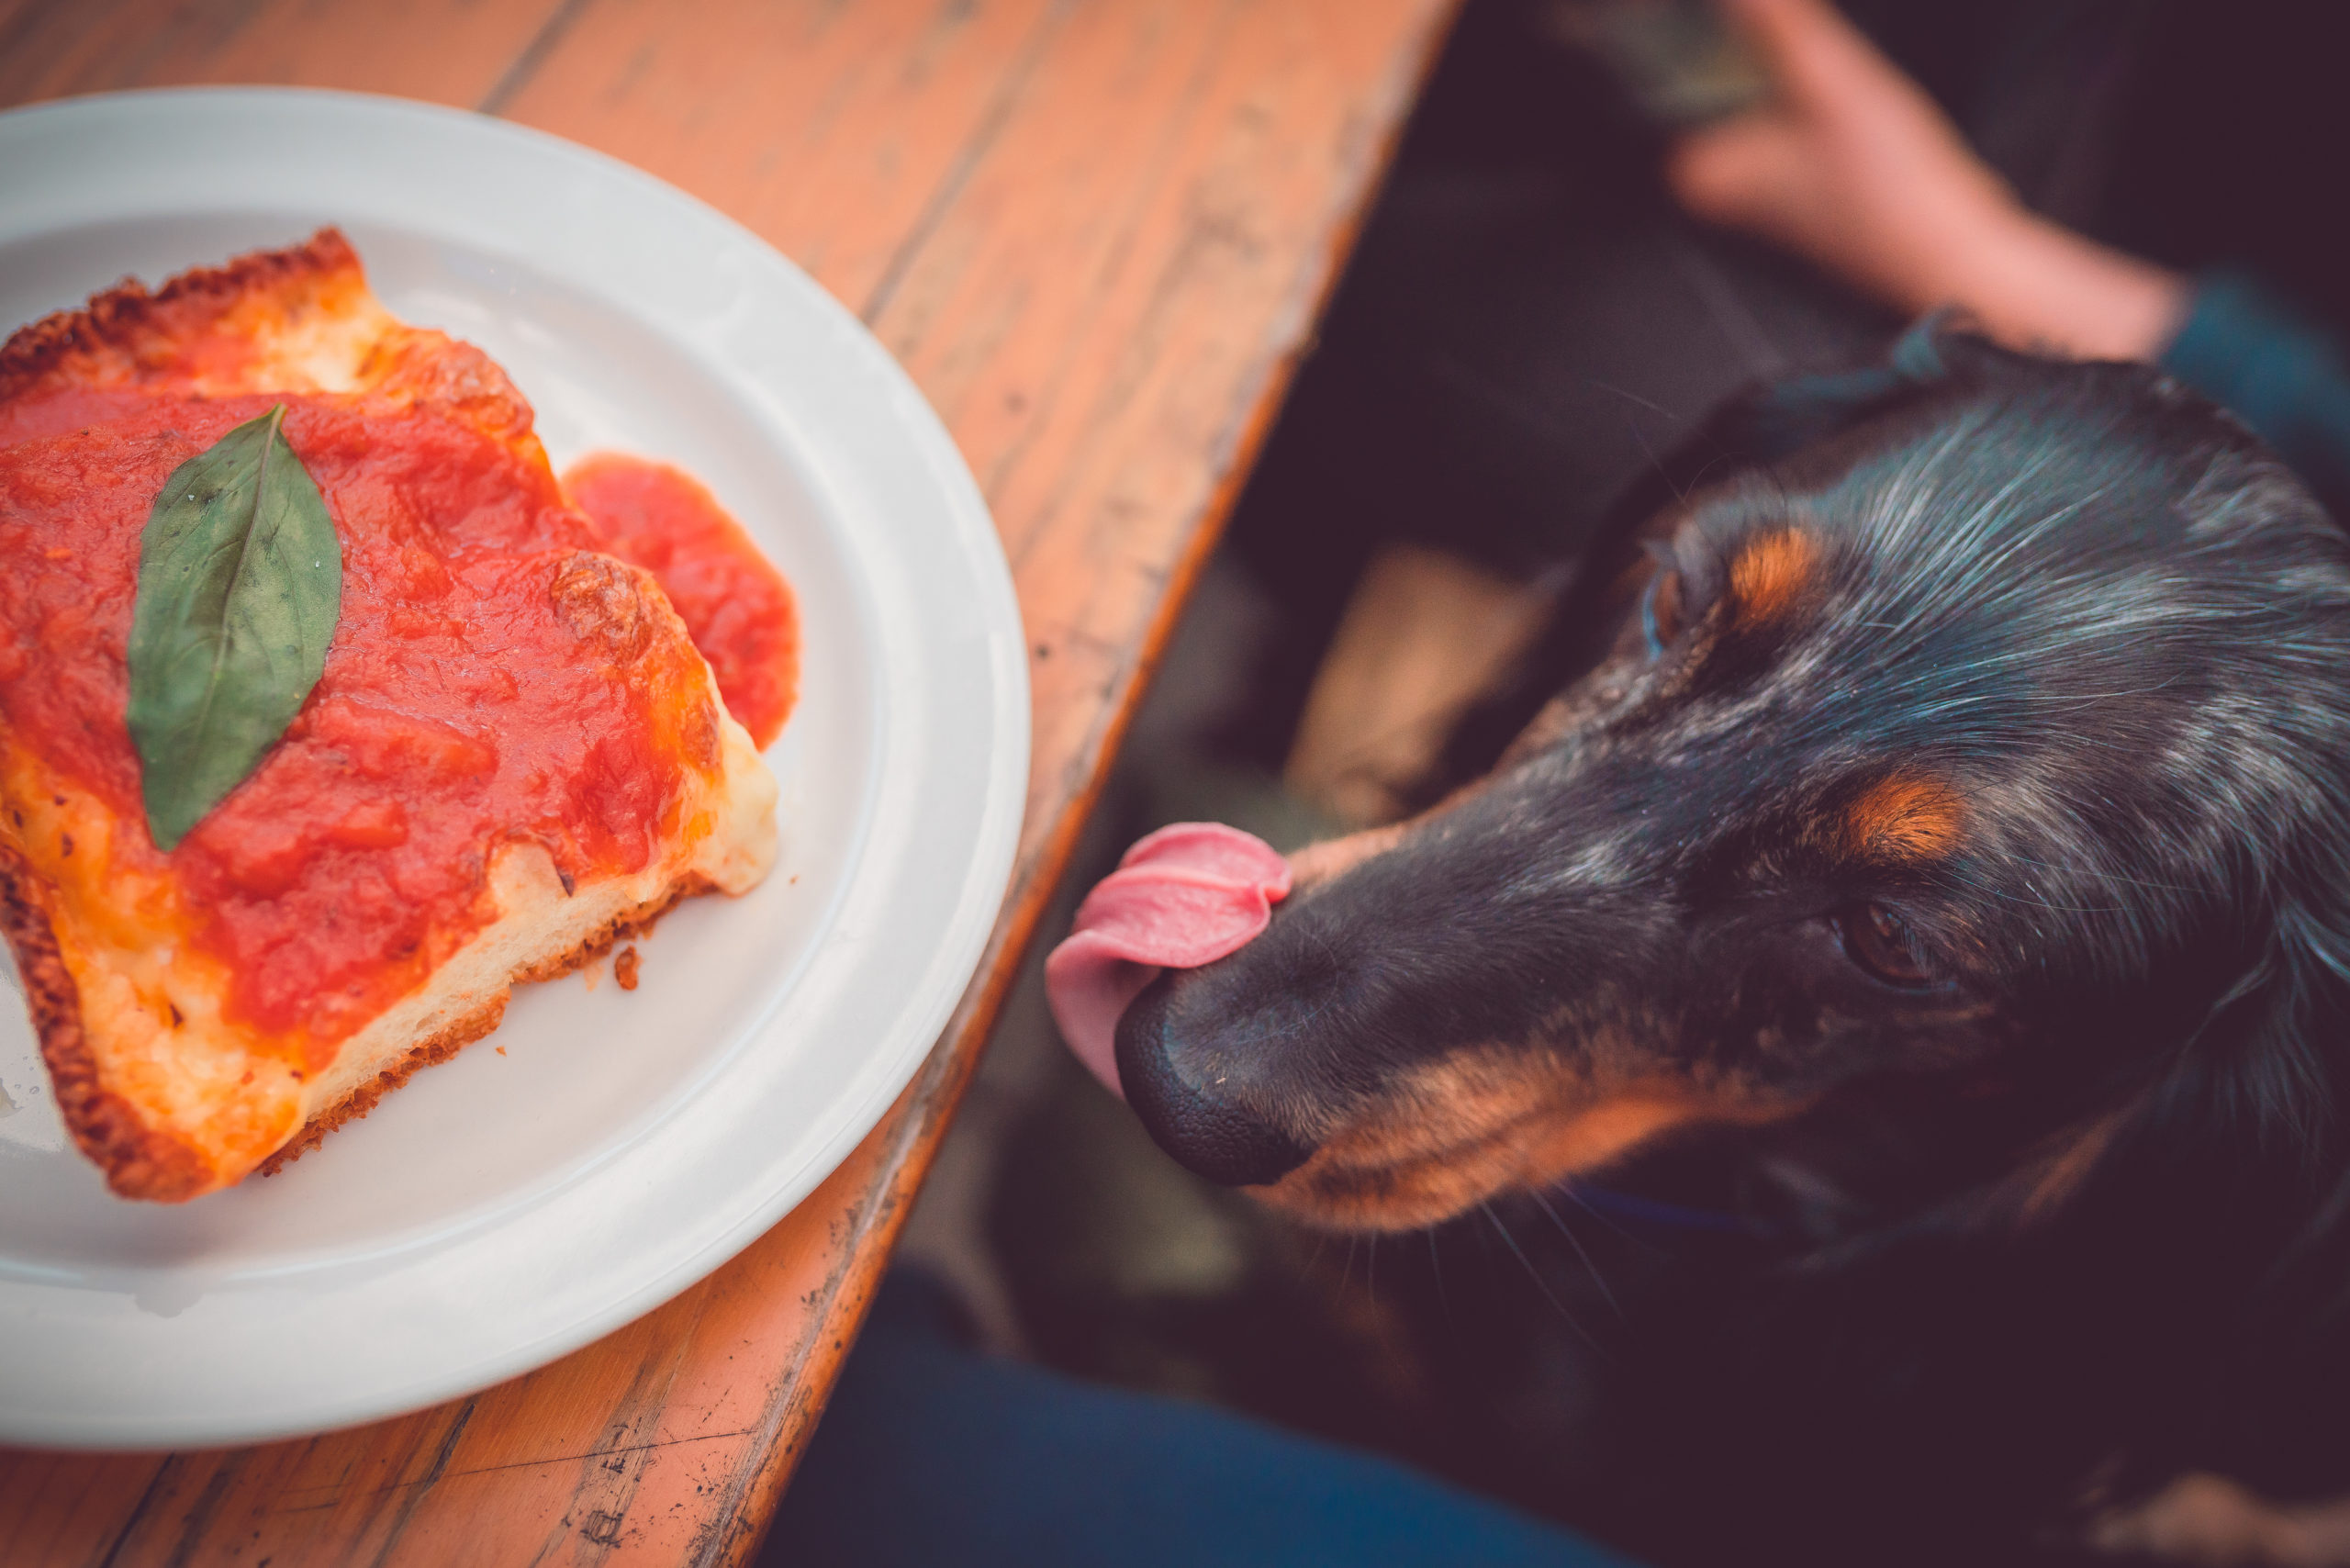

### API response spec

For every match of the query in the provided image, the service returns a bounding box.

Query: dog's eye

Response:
[1837,904,1934,987]
[1639,567,1684,658]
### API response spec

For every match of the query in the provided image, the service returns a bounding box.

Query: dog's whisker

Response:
[1913,861,2125,914]
[1620,409,1685,504]
[1526,1186,1623,1319]
[1482,1201,1600,1350]
[1930,871,2123,912]
[1993,854,2202,897]
[1583,377,1680,420]
[1555,1182,1661,1256]
[1677,450,1739,496]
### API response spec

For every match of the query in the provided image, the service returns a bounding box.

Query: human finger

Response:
[1665,111,1812,230]
[1713,0,1916,116]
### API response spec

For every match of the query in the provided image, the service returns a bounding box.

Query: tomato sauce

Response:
[0,389,718,1058]
[561,454,799,749]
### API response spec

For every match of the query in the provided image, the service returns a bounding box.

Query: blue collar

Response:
[1561,1182,1762,1237]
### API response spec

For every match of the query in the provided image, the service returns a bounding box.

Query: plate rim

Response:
[0,84,1029,1448]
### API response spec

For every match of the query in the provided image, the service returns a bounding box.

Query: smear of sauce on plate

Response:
[563,454,800,748]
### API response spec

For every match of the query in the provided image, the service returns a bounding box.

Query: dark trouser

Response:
[763,1275,1636,1568]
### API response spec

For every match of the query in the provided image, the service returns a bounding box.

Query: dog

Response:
[1099,329,2350,1566]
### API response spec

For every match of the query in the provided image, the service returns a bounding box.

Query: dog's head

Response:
[1108,335,2350,1234]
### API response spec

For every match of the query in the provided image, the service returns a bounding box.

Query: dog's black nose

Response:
[1115,975,1313,1187]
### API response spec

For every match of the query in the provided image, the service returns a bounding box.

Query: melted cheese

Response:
[0,230,778,1200]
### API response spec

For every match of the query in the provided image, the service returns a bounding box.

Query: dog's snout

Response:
[1115,976,1313,1187]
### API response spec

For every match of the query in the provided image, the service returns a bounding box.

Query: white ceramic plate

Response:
[0,89,1027,1450]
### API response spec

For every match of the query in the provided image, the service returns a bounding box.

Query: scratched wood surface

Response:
[0,0,1460,1562]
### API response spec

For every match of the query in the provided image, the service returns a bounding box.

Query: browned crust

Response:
[258,875,708,1175]
[0,829,711,1191]
[0,228,360,404]
[256,995,509,1175]
[3,234,744,1196]
[0,840,213,1201]
[512,877,702,984]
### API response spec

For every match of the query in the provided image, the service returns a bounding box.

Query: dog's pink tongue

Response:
[1044,823,1292,1098]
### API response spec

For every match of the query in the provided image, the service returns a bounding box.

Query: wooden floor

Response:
[0,0,1461,1562]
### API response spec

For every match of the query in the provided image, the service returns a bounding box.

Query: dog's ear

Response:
[2053,885,2350,1214]
[2025,886,2350,1497]
[2207,901,2350,1487]
[2185,896,2348,1162]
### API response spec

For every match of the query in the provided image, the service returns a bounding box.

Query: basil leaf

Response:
[127,405,341,852]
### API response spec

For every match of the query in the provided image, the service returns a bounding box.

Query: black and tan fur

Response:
[1110,330,2350,1565]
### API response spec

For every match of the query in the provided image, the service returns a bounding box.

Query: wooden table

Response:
[0,1,1458,1562]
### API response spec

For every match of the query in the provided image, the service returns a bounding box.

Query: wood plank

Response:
[0,0,573,111]
[48,1126,914,1565]
[0,1448,166,1568]
[495,0,1067,324]
[0,0,1462,1560]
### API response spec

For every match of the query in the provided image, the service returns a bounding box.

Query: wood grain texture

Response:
[0,0,1460,1562]
[0,0,576,110]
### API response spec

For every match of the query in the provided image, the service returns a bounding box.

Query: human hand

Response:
[1665,0,2188,361]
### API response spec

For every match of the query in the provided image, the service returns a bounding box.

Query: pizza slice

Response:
[0,230,779,1201]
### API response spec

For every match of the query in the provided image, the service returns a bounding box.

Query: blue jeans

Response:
[765,1273,1639,1568]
